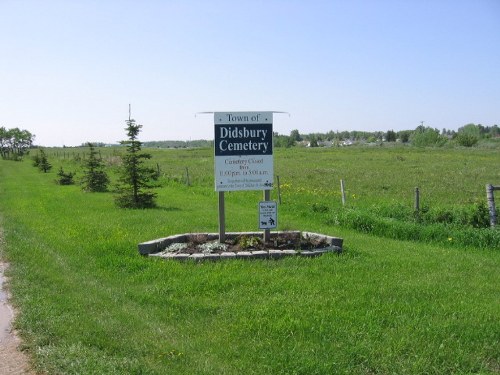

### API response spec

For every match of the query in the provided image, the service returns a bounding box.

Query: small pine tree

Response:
[36,149,52,173]
[81,143,109,192]
[56,167,75,185]
[114,110,157,208]
[32,153,41,168]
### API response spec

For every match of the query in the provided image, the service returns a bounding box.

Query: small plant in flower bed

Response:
[236,235,263,250]
[230,232,328,252]
[160,241,229,255]
[159,232,330,255]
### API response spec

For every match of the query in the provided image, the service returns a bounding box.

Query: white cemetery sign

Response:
[214,112,273,192]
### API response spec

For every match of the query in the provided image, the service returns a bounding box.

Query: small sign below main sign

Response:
[259,201,277,229]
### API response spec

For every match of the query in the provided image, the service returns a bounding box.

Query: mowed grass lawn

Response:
[0,146,499,374]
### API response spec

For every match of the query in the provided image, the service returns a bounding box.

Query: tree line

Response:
[142,140,213,149]
[0,126,35,160]
[274,123,500,148]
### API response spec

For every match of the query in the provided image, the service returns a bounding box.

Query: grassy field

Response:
[1,145,499,374]
[46,144,500,204]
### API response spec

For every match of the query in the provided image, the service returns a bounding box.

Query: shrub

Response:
[410,126,447,147]
[56,167,75,185]
[455,133,479,147]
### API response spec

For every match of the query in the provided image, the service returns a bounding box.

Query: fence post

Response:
[340,179,346,206]
[486,184,497,228]
[185,167,190,186]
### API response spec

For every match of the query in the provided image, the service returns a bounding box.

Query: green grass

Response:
[1,146,499,374]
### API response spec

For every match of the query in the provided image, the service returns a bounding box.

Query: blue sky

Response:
[1,0,499,146]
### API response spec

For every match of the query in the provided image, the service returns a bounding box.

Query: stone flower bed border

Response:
[138,231,343,262]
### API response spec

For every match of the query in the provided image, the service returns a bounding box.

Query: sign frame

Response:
[214,112,273,192]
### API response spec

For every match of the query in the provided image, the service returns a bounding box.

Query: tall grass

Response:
[329,207,500,249]
[1,146,499,374]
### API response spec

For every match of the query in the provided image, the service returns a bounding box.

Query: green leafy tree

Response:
[0,126,9,159]
[458,123,481,138]
[455,133,478,147]
[410,126,447,147]
[455,123,481,147]
[489,125,499,138]
[386,130,397,142]
[115,112,157,208]
[273,133,295,148]
[0,126,35,160]
[81,143,109,192]
[309,135,319,147]
[290,129,302,142]
[397,130,412,143]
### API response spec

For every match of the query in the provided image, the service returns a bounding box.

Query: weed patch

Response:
[329,205,500,249]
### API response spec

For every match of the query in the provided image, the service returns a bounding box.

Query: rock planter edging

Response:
[138,231,343,261]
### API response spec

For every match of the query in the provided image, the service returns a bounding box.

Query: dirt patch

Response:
[0,261,33,374]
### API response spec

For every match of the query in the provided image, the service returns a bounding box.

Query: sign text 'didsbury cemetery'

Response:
[214,112,273,191]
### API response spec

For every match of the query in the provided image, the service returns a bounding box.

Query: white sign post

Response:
[214,112,274,242]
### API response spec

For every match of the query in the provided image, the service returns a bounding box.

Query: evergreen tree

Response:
[81,143,109,192]
[35,149,52,173]
[56,167,75,185]
[115,111,157,208]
